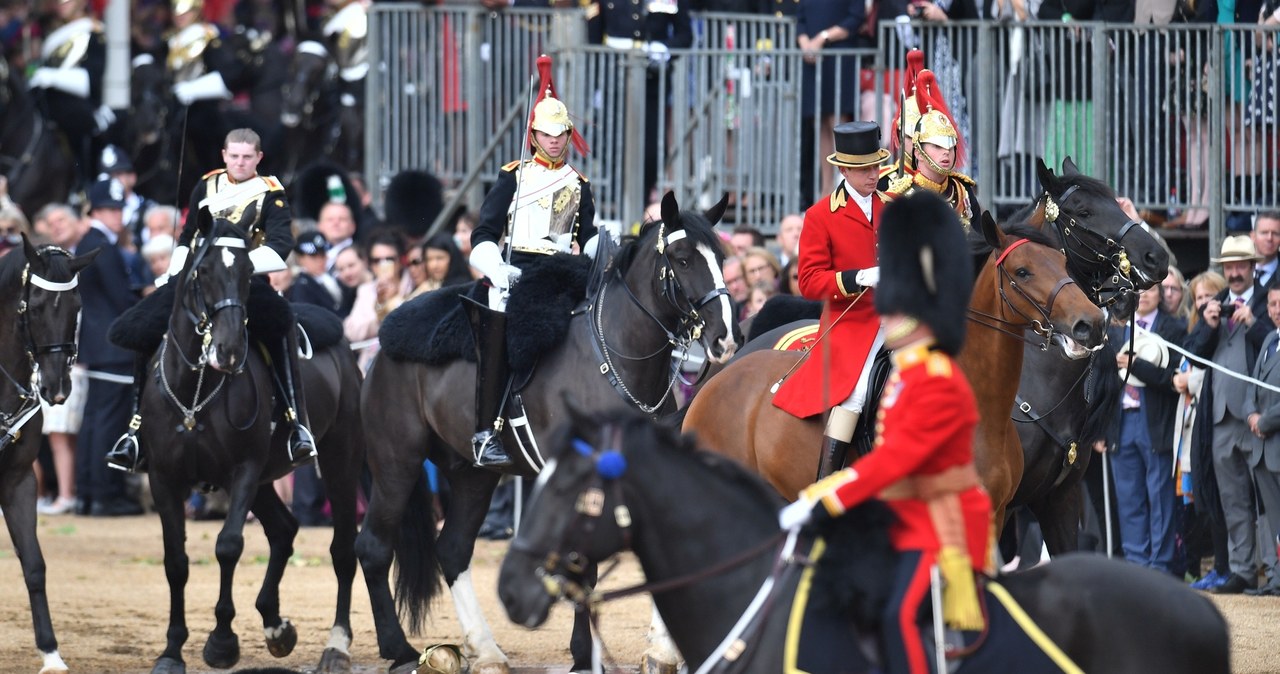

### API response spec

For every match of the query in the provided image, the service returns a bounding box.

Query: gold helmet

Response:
[915,108,958,150]
[530,95,573,137]
[911,70,965,169]
[172,0,204,17]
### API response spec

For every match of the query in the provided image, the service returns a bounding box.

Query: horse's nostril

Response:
[1073,320,1096,344]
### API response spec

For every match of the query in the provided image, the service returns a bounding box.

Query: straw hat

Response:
[1118,329,1169,387]
[1211,235,1262,264]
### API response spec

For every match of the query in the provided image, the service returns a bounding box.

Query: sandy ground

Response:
[1,511,1278,674]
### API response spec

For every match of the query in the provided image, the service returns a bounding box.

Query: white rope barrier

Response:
[1135,325,1280,395]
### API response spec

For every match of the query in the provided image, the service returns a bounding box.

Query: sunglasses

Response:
[371,256,399,265]
[407,257,424,266]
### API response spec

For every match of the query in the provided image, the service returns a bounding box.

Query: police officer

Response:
[98,145,157,249]
[29,0,111,192]
[107,128,316,472]
[587,0,692,201]
[467,56,597,468]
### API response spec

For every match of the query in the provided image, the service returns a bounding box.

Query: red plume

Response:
[889,49,926,154]
[913,69,965,166]
[531,54,590,157]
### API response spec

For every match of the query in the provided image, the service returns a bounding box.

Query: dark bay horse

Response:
[0,238,95,674]
[683,213,1105,538]
[499,406,1230,673]
[137,217,364,674]
[0,58,75,216]
[280,42,362,183]
[355,192,739,674]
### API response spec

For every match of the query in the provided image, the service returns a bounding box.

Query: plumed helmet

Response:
[384,169,444,240]
[875,191,973,355]
[890,49,927,154]
[172,0,204,17]
[289,161,358,222]
[531,96,573,137]
[912,70,965,165]
[916,109,959,150]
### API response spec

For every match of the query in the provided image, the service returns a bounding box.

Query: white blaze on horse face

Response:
[693,241,737,363]
[222,247,235,269]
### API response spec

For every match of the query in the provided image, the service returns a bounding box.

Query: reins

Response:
[966,237,1078,348]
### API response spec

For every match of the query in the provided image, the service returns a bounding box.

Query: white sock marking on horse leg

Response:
[263,617,292,641]
[695,243,736,363]
[39,650,69,674]
[325,625,352,653]
[451,569,507,664]
[645,602,682,667]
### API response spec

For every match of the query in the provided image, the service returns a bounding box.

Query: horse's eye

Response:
[677,257,690,268]
[1078,210,1091,219]
[1015,268,1031,279]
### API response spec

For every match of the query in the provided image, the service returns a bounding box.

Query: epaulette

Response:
[951,171,976,187]
[875,190,893,204]
[885,172,913,195]
[501,160,522,172]
[202,168,226,179]
[829,186,847,213]
[926,351,954,378]
[262,175,284,191]
[878,164,898,179]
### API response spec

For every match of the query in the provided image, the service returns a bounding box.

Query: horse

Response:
[279,42,362,184]
[498,405,1231,674]
[0,58,76,216]
[0,237,96,674]
[354,192,739,674]
[135,215,365,674]
[682,212,1106,542]
[112,55,181,205]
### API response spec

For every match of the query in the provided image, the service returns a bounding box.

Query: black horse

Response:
[280,41,362,184]
[109,55,181,204]
[500,405,1230,674]
[0,237,96,674]
[137,215,364,674]
[0,58,76,216]
[354,192,739,674]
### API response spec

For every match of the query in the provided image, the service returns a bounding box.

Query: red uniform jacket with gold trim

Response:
[807,343,991,567]
[772,183,884,418]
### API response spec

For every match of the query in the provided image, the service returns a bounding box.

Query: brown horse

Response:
[683,213,1106,535]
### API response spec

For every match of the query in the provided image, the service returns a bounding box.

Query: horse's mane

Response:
[0,247,72,300]
[1001,222,1059,251]
[1008,171,1117,224]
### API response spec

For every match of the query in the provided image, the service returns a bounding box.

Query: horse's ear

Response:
[21,233,38,266]
[1061,156,1080,176]
[660,191,681,230]
[704,192,730,227]
[1035,156,1058,194]
[70,246,101,273]
[981,211,1003,250]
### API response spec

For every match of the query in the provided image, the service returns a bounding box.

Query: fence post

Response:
[1207,25,1224,251]
[1090,25,1107,186]
[365,5,383,211]
[975,21,996,198]
[623,52,649,231]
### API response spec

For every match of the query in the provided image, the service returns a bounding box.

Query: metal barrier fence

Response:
[368,4,1280,244]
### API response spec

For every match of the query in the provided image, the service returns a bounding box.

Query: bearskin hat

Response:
[875,192,973,355]
[289,161,359,222]
[384,169,445,240]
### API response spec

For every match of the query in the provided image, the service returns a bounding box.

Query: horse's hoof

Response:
[641,654,681,674]
[202,630,240,669]
[150,655,186,674]
[471,660,510,674]
[316,646,353,674]
[265,617,299,657]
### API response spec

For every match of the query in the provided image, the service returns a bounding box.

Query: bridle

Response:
[0,247,82,450]
[1037,184,1146,307]
[511,423,792,672]
[589,224,730,414]
[967,237,1080,348]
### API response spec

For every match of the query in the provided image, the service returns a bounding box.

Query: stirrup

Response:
[472,430,513,468]
[288,424,317,468]
[106,427,144,474]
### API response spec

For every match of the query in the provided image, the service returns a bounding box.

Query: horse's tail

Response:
[393,469,442,635]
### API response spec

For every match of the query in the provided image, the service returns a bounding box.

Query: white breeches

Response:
[838,327,885,413]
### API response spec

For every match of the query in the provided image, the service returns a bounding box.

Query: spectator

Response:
[409,232,471,299]
[1253,211,1280,287]
[139,234,174,296]
[344,229,408,371]
[318,201,358,273]
[797,0,863,201]
[722,254,750,319]
[143,204,180,244]
[332,244,368,318]
[1184,235,1276,594]
[1161,265,1191,322]
[35,203,82,250]
[742,246,782,291]
[0,207,29,257]
[287,229,343,315]
[773,213,803,267]
[745,280,777,318]
[730,225,765,257]
[1105,284,1184,573]
[1242,284,1280,596]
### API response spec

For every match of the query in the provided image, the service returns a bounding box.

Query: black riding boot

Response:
[275,330,316,467]
[465,297,514,468]
[106,353,150,473]
[815,408,859,481]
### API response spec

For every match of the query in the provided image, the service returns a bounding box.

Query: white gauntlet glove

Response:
[855,266,879,289]
[778,497,816,530]
[154,246,190,288]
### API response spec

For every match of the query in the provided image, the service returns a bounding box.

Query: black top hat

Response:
[87,179,126,211]
[99,145,134,174]
[294,229,329,256]
[827,121,892,168]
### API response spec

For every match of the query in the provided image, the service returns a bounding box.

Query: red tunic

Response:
[771,185,884,418]
[805,341,992,568]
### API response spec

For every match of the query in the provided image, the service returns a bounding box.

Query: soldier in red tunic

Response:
[771,121,891,480]
[780,192,993,674]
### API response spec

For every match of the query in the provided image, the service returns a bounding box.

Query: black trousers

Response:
[76,367,133,505]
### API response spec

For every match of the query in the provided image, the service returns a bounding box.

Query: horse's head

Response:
[1034,157,1170,296]
[618,192,739,363]
[281,43,332,128]
[129,55,170,146]
[980,212,1106,359]
[179,211,253,373]
[19,236,96,404]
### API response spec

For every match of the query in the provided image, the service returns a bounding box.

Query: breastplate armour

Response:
[168,23,218,83]
[508,162,582,254]
[324,3,368,81]
[203,173,272,241]
[42,18,96,69]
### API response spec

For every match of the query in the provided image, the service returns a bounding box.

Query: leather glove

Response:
[855,266,879,288]
[93,105,117,134]
[496,263,522,291]
[778,497,816,530]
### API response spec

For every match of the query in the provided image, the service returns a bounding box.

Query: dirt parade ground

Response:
[2,512,1280,673]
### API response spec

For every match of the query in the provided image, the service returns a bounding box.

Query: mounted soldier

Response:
[28,0,111,193]
[166,0,240,179]
[878,49,926,191]
[467,54,597,468]
[107,127,316,473]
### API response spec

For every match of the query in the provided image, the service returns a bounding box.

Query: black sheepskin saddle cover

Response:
[379,252,591,369]
[110,280,344,354]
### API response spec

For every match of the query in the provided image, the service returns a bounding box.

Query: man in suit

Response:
[1106,284,1186,573]
[1185,235,1277,593]
[1243,284,1280,595]
[773,121,890,479]
[1252,212,1280,287]
[75,179,142,516]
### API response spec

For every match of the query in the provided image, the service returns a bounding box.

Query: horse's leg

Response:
[316,397,362,674]
[642,602,682,674]
[1032,480,1086,557]
[0,463,67,674]
[568,562,600,673]
[249,482,301,659]
[149,472,192,674]
[437,465,507,674]
[201,467,262,669]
